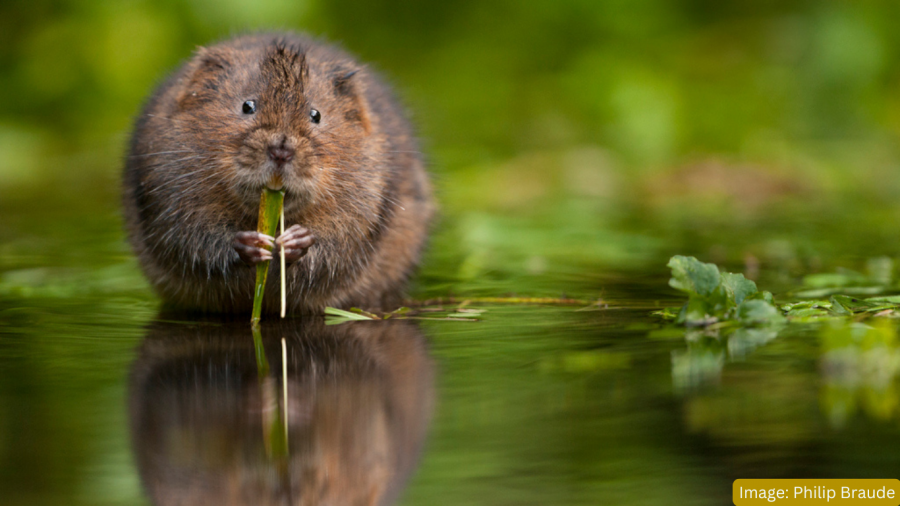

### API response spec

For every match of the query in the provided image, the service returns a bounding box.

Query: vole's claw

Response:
[276,225,316,263]
[234,231,274,265]
[236,231,274,247]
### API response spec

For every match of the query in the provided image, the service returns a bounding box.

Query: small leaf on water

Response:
[350,307,381,319]
[667,255,720,296]
[828,295,852,315]
[737,299,784,326]
[756,291,776,305]
[324,307,374,320]
[782,300,830,311]
[786,307,828,318]
[720,272,757,306]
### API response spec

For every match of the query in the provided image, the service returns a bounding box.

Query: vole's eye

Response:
[242,100,257,114]
[310,109,321,124]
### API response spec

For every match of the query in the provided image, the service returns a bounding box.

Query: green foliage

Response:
[781,294,900,321]
[668,255,720,296]
[664,255,782,327]
[662,255,900,327]
[323,306,375,324]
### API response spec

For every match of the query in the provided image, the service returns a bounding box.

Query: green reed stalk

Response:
[251,188,285,324]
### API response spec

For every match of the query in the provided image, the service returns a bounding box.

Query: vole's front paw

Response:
[234,231,274,265]
[276,225,316,263]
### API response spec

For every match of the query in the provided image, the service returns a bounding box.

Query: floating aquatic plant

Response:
[657,255,782,327]
[656,255,900,325]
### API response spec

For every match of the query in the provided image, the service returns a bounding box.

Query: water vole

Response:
[123,33,433,314]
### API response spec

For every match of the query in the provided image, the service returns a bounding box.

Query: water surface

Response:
[3,195,900,506]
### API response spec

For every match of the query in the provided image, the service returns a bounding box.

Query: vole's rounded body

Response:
[123,33,433,314]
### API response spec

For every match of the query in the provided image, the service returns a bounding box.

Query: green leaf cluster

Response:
[665,255,783,327]
[781,295,900,321]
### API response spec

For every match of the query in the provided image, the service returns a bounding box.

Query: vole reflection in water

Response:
[128,318,434,506]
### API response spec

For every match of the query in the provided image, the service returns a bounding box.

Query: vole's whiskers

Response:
[130,149,196,158]
[145,162,213,196]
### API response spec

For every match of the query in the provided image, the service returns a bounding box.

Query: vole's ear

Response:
[331,67,371,134]
[176,47,231,110]
[333,68,359,96]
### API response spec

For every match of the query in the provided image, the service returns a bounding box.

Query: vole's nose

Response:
[267,145,295,166]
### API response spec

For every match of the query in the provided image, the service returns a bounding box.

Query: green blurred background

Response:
[2,0,900,299]
[3,0,899,166]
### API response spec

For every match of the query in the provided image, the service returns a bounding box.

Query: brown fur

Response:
[123,33,433,314]
[129,318,434,506]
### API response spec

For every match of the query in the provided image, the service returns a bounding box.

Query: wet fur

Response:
[123,33,433,314]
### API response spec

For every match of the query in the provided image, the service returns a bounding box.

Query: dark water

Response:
[3,193,900,506]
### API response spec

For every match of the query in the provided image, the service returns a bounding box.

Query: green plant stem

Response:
[251,188,285,324]
[410,296,598,306]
